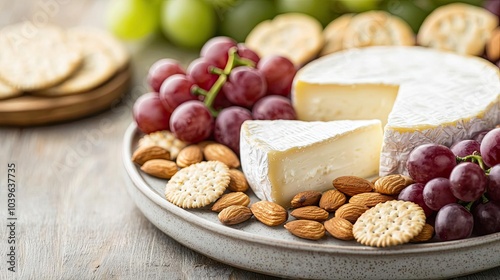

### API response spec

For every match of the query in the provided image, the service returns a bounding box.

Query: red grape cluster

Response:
[133,36,298,154]
[399,128,500,241]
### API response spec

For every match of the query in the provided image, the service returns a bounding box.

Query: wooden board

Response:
[0,65,131,126]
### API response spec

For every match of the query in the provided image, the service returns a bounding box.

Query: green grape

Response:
[161,0,217,49]
[276,0,333,26]
[383,0,433,33]
[205,0,238,9]
[337,0,381,12]
[219,0,276,42]
[105,0,159,40]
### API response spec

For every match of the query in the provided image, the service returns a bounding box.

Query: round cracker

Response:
[165,161,230,209]
[70,26,129,70]
[353,200,426,247]
[0,79,22,100]
[0,22,82,91]
[245,13,323,66]
[320,14,353,56]
[342,11,415,50]
[417,3,498,56]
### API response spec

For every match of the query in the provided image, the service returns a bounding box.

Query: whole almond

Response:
[334,203,369,223]
[374,174,414,195]
[227,169,249,192]
[211,192,251,212]
[140,159,178,179]
[203,143,240,168]
[410,224,434,243]
[197,140,217,152]
[176,145,203,168]
[218,205,253,225]
[319,189,346,212]
[333,176,373,196]
[250,201,288,226]
[290,206,329,222]
[284,220,325,240]
[324,217,354,241]
[290,191,322,208]
[132,145,171,165]
[349,192,394,207]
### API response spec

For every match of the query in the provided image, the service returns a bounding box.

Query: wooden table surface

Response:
[0,1,499,279]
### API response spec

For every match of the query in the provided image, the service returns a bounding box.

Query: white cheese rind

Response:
[292,46,500,175]
[240,120,383,206]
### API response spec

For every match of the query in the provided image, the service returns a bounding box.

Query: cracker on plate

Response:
[342,11,415,50]
[353,200,426,247]
[0,21,82,91]
[245,13,324,66]
[33,28,117,96]
[418,3,498,55]
[165,161,230,209]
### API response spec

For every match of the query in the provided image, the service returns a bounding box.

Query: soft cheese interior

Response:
[292,46,500,176]
[240,120,383,207]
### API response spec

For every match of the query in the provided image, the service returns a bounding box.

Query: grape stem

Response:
[457,153,489,173]
[197,47,255,117]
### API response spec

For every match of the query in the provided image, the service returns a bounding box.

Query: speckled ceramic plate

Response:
[122,123,500,280]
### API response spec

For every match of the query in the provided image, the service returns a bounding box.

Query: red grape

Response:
[435,203,473,241]
[423,178,457,211]
[212,91,233,111]
[237,43,260,65]
[159,74,197,113]
[186,58,219,91]
[222,66,266,108]
[214,106,253,154]
[472,201,500,236]
[169,100,213,143]
[147,59,185,92]
[252,95,297,120]
[484,0,500,18]
[488,164,500,202]
[450,139,481,158]
[133,92,171,134]
[200,36,237,69]
[449,162,488,202]
[257,55,296,96]
[398,183,434,217]
[480,128,500,167]
[406,144,457,184]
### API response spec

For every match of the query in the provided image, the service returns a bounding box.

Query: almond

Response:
[284,220,325,240]
[332,176,373,196]
[410,224,434,243]
[203,143,240,169]
[197,140,217,152]
[140,159,178,179]
[486,27,500,62]
[290,206,329,222]
[334,203,369,223]
[132,145,171,165]
[227,169,249,192]
[349,192,394,207]
[218,205,253,225]
[324,217,354,241]
[319,189,346,212]
[250,201,288,226]
[211,192,250,212]
[176,145,203,168]
[374,174,414,195]
[290,191,322,208]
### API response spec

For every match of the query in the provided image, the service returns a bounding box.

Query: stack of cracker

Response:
[0,21,129,100]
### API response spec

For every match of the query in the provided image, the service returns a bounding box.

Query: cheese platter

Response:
[123,122,500,279]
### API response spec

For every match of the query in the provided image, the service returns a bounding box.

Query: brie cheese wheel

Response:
[292,46,500,176]
[240,119,383,206]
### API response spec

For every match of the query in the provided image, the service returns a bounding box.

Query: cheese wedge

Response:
[292,46,500,176]
[240,119,383,207]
